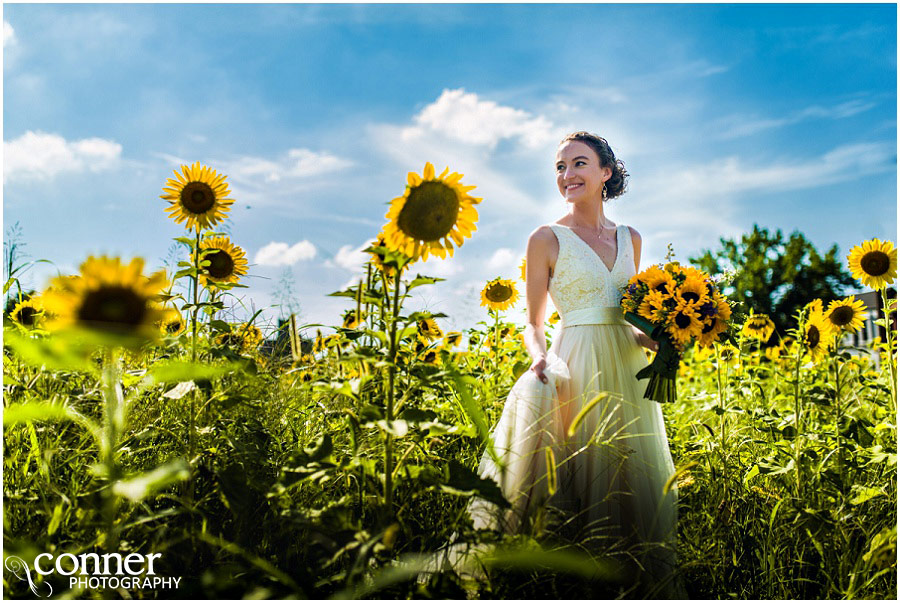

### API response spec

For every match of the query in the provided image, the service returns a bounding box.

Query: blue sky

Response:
[3,2,897,334]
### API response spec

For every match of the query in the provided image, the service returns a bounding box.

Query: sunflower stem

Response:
[383,266,403,519]
[831,343,844,489]
[187,227,201,508]
[100,349,123,557]
[713,342,727,502]
[878,287,896,412]
[793,312,805,500]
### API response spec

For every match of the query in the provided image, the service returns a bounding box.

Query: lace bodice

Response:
[547,224,635,326]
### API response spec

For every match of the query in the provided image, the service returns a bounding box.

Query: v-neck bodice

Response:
[547,223,635,326]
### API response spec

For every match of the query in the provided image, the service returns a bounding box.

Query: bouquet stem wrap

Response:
[623,311,680,403]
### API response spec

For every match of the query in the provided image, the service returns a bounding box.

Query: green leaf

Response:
[4,400,74,425]
[441,460,509,508]
[147,359,238,383]
[112,459,191,502]
[4,330,97,373]
[407,275,446,290]
[849,485,883,505]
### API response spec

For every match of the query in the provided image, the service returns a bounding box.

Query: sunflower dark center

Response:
[807,325,820,348]
[682,291,700,303]
[830,306,854,326]
[204,250,235,279]
[860,251,890,277]
[486,284,512,303]
[396,181,460,241]
[654,283,669,294]
[16,306,38,326]
[701,318,717,334]
[181,182,216,214]
[748,317,769,331]
[165,319,183,334]
[675,313,691,329]
[78,287,147,331]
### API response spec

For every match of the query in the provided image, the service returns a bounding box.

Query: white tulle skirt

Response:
[469,323,682,595]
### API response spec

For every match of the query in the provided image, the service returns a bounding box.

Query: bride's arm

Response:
[523,226,557,383]
[628,226,659,352]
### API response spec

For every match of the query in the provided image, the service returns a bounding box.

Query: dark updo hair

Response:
[559,131,629,199]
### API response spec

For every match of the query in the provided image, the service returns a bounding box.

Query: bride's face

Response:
[555,140,610,202]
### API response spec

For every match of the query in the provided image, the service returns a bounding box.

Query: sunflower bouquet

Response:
[620,263,732,403]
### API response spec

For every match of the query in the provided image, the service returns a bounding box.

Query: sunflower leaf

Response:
[407,275,446,290]
[174,237,196,247]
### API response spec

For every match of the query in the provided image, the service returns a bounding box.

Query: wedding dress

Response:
[468,223,683,596]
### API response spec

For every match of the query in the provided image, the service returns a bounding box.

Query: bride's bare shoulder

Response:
[527,224,559,248]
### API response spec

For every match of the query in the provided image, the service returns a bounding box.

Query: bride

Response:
[468,131,684,597]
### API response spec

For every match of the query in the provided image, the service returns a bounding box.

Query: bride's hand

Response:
[530,356,549,384]
[635,332,659,352]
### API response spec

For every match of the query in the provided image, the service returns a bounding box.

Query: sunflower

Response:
[848,238,897,289]
[481,277,519,312]
[519,257,527,282]
[41,256,169,342]
[298,371,314,383]
[196,236,248,286]
[674,274,710,307]
[367,232,398,277]
[643,265,677,296]
[697,298,732,348]
[382,162,481,261]
[158,307,186,336]
[342,309,361,329]
[420,348,441,366]
[499,325,514,339]
[160,162,235,231]
[417,317,443,341]
[666,299,704,347]
[216,322,263,353]
[444,331,463,347]
[11,297,43,329]
[637,289,670,323]
[802,309,835,363]
[741,311,775,342]
[825,296,867,334]
[548,311,560,325]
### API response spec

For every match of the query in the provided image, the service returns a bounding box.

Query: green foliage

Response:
[690,224,858,339]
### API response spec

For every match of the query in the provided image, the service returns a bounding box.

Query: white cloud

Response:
[4,130,122,182]
[402,88,558,150]
[331,243,369,271]
[218,147,351,185]
[487,247,518,270]
[254,240,317,266]
[715,99,878,139]
[3,21,15,48]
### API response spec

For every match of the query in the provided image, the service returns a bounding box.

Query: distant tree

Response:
[689,224,858,341]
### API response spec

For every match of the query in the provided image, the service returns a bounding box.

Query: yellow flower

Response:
[741,311,775,342]
[519,257,527,282]
[643,265,676,296]
[10,297,44,329]
[548,310,560,325]
[825,296,867,334]
[367,231,398,277]
[848,238,897,289]
[160,162,234,231]
[801,306,835,364]
[342,309,362,329]
[481,277,519,312]
[420,348,441,365]
[666,299,704,347]
[382,162,481,261]
[444,331,462,347]
[158,307,186,336]
[674,273,711,307]
[638,289,670,322]
[41,256,169,343]
[196,236,248,286]
[697,297,732,348]
[298,371,314,383]
[417,317,443,341]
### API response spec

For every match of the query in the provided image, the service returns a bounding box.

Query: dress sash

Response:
[561,306,629,327]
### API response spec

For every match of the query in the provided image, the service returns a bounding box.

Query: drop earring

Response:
[602,182,608,201]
